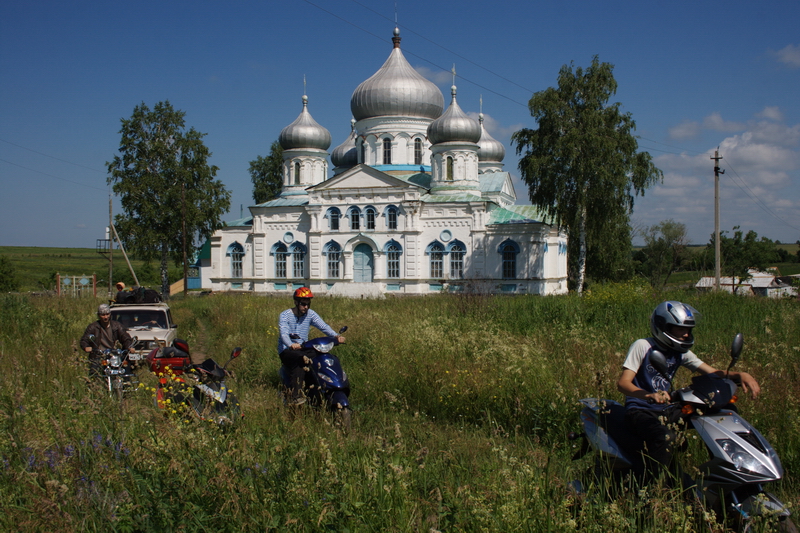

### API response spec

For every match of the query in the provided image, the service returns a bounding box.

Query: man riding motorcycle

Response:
[277,288,345,406]
[80,304,134,378]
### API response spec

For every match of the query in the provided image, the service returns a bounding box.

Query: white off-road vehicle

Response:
[110,302,177,352]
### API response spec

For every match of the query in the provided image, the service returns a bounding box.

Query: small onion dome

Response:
[477,113,505,162]
[331,119,358,169]
[427,85,480,145]
[350,27,444,121]
[279,95,331,151]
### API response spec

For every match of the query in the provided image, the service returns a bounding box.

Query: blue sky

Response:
[2,0,799,248]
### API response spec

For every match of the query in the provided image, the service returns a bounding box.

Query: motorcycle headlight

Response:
[109,355,122,367]
[716,439,773,476]
[314,341,334,353]
[318,374,334,384]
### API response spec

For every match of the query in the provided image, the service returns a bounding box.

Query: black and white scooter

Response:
[569,334,795,532]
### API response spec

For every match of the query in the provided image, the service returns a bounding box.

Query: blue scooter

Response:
[280,326,352,429]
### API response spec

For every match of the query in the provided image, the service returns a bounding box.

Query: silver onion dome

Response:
[350,28,444,121]
[331,119,358,169]
[477,113,505,162]
[427,85,480,145]
[279,95,331,151]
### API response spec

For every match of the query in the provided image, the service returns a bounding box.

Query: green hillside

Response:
[0,246,181,292]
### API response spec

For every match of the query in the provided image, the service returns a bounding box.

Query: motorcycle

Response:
[568,333,795,532]
[88,334,140,400]
[280,326,352,429]
[146,339,243,427]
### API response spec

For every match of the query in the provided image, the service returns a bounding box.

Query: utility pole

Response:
[108,194,113,296]
[711,149,724,291]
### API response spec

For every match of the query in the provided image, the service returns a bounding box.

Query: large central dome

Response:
[350,28,444,122]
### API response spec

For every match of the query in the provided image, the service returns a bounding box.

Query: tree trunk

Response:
[576,205,588,294]
[160,242,170,300]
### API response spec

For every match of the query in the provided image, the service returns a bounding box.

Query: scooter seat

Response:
[601,403,643,457]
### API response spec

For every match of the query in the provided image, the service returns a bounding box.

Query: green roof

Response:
[488,204,553,225]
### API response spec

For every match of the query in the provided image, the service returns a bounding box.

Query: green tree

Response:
[107,101,231,298]
[0,256,19,292]
[512,56,662,292]
[633,219,689,288]
[710,226,777,293]
[250,140,284,204]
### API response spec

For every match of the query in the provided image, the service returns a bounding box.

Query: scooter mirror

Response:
[230,347,242,359]
[649,349,671,383]
[339,326,348,334]
[730,333,743,366]
[88,334,97,346]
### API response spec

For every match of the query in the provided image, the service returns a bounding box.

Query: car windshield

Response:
[112,310,167,329]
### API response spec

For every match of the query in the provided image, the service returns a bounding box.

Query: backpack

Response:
[142,289,161,303]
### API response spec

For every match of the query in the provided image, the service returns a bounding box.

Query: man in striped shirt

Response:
[278,287,345,405]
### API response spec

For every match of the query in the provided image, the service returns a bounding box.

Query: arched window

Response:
[383,138,392,165]
[386,206,398,230]
[446,156,454,181]
[499,240,519,279]
[294,162,301,185]
[429,243,444,278]
[360,141,366,164]
[365,206,376,230]
[290,243,306,278]
[384,240,402,279]
[449,243,464,280]
[326,207,341,231]
[227,242,244,278]
[347,206,361,231]
[272,243,287,278]
[323,241,341,279]
[414,138,423,165]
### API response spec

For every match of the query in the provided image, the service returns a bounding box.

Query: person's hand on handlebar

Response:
[646,390,671,404]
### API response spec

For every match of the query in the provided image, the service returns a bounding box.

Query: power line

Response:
[348,0,536,95]
[0,158,108,192]
[721,157,800,232]
[300,0,531,109]
[0,138,106,174]
[636,136,706,156]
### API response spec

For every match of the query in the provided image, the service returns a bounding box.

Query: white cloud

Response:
[415,65,451,85]
[643,118,800,243]
[702,112,745,133]
[756,106,783,121]
[466,111,521,143]
[773,44,800,68]
[668,120,701,140]
[668,112,744,140]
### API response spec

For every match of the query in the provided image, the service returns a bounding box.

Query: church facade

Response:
[202,29,568,297]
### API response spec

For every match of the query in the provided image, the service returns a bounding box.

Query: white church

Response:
[201,28,568,297]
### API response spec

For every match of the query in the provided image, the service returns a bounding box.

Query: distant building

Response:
[695,269,798,298]
[203,28,568,297]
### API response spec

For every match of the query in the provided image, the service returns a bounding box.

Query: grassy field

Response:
[1,286,798,531]
[0,246,182,293]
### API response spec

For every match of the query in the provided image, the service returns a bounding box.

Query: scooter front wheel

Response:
[777,517,797,533]
[113,377,124,401]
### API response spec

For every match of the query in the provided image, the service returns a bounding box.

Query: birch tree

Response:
[107,101,231,298]
[512,56,662,292]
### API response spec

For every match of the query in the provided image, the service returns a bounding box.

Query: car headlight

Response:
[716,439,772,476]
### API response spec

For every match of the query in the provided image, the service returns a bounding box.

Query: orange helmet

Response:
[293,287,314,299]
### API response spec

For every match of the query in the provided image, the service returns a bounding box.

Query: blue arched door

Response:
[353,243,374,282]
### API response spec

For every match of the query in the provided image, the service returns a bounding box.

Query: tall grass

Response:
[0,289,798,531]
